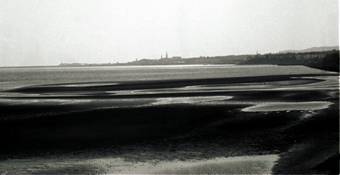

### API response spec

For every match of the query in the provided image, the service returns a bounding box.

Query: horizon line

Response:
[1,45,338,68]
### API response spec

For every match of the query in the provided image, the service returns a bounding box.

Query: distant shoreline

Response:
[1,49,338,72]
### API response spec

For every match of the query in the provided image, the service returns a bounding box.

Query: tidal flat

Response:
[0,65,338,174]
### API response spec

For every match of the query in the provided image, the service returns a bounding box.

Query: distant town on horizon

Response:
[58,46,339,72]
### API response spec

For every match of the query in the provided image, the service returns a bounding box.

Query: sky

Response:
[0,0,338,66]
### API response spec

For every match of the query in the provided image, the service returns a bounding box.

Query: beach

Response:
[0,65,338,174]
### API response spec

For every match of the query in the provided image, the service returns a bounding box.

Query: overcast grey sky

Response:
[0,0,338,66]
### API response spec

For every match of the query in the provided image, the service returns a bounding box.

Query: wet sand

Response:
[0,72,338,174]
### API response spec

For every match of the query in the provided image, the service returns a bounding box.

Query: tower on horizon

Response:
[161,52,169,59]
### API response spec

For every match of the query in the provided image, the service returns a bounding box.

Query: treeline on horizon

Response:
[242,50,339,72]
[60,50,339,72]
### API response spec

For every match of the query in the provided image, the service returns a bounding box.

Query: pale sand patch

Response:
[150,96,233,106]
[123,154,279,174]
[0,154,279,174]
[0,99,93,105]
[242,101,333,112]
[55,83,118,87]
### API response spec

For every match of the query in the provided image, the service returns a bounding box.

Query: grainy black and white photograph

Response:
[0,0,339,174]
